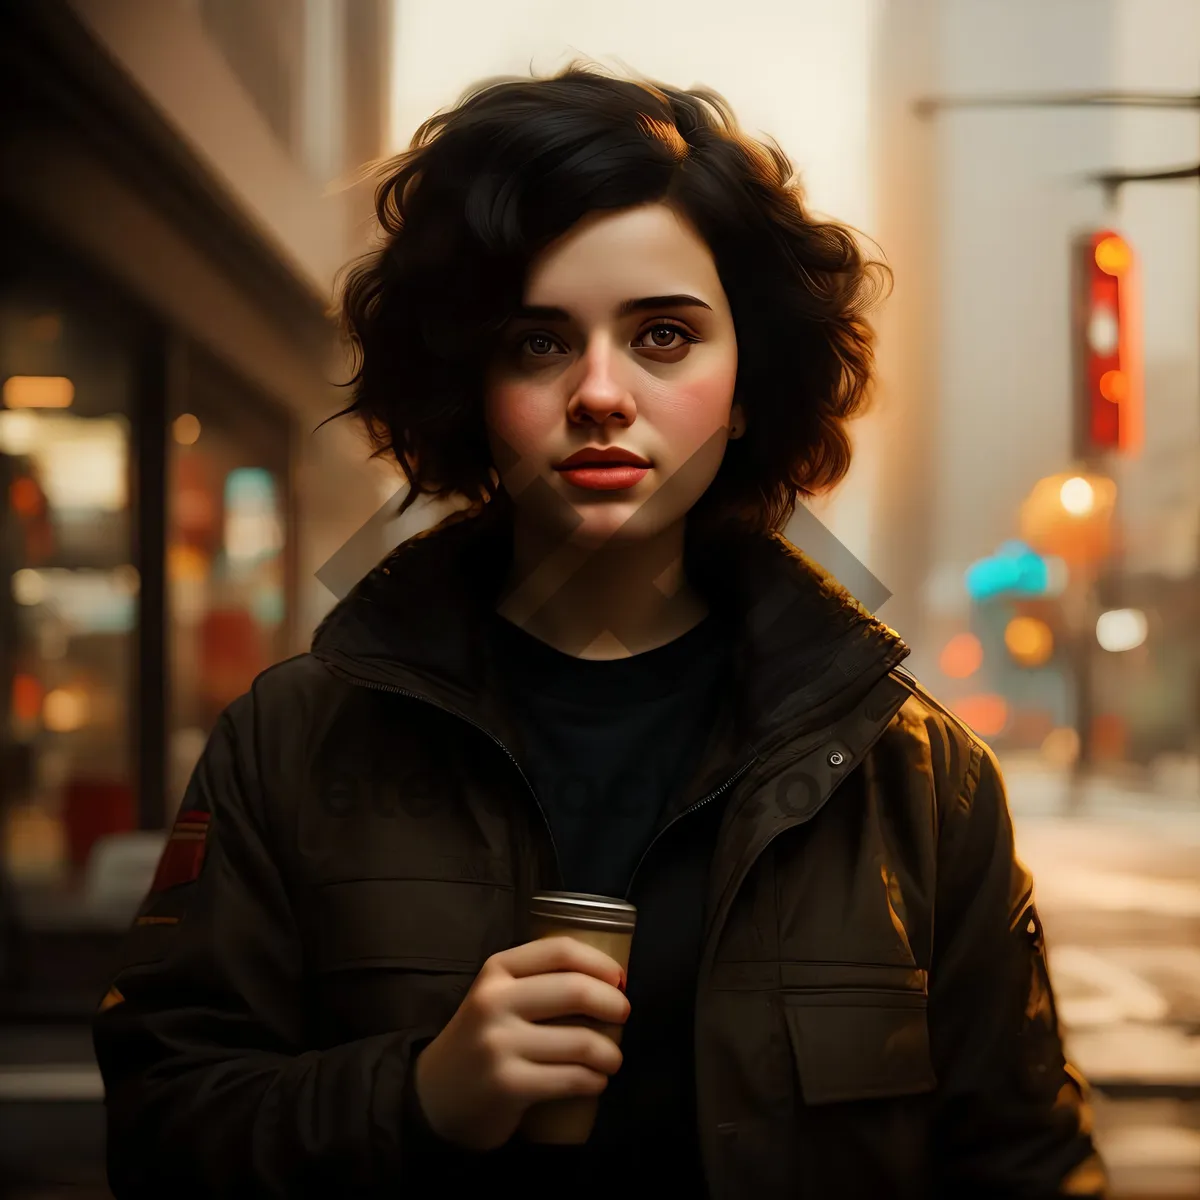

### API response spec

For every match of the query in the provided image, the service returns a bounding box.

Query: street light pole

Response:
[914,88,1200,115]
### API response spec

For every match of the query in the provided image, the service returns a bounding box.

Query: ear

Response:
[728,401,746,440]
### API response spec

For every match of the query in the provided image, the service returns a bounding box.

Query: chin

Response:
[566,504,683,549]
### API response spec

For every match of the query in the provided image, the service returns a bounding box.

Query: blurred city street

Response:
[1007,760,1200,1197]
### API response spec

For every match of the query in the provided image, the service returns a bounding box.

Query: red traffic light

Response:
[1071,230,1143,457]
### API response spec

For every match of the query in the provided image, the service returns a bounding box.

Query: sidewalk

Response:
[1001,757,1200,1196]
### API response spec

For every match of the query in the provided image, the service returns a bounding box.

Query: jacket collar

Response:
[311,489,910,757]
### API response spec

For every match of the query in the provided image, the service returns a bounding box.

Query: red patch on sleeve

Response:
[150,809,210,892]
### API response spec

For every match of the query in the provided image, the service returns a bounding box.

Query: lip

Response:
[555,445,652,469]
[557,465,648,491]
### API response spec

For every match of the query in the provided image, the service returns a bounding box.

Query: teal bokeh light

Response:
[965,541,1053,602]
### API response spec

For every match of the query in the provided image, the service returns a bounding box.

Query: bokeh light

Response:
[1059,476,1096,516]
[1041,726,1081,768]
[10,476,41,517]
[0,409,39,455]
[1098,369,1128,402]
[952,693,1009,737]
[12,674,43,724]
[939,632,984,679]
[12,568,47,606]
[1096,608,1148,653]
[1087,306,1119,356]
[43,687,90,733]
[2,375,74,408]
[1004,616,1055,667]
[172,413,202,446]
[1094,233,1132,276]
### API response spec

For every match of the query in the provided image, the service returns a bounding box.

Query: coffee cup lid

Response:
[530,891,637,930]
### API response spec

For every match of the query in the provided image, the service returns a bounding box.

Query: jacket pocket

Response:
[306,878,510,1043]
[309,878,512,974]
[782,973,938,1106]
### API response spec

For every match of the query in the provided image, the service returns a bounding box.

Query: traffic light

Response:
[1071,229,1143,458]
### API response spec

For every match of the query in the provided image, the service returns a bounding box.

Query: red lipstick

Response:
[554,445,651,491]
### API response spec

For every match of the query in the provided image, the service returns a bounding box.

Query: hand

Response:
[412,935,630,1151]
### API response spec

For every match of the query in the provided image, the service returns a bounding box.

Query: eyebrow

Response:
[512,294,713,321]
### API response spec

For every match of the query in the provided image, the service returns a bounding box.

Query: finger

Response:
[504,970,630,1026]
[513,1022,624,1076]
[499,1059,610,1105]
[493,936,625,988]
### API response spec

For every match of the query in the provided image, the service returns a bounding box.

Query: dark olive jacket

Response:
[94,495,1106,1199]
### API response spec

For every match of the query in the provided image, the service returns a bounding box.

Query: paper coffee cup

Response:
[518,891,637,1145]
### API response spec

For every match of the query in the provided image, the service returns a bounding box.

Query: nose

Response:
[566,333,636,426]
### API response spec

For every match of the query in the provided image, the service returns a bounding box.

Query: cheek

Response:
[648,359,739,444]
[484,381,555,459]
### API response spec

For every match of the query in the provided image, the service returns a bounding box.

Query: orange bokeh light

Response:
[2,375,74,409]
[953,693,1009,737]
[1094,234,1131,276]
[1091,713,1128,761]
[1098,369,1128,403]
[1004,617,1055,667]
[9,476,41,517]
[940,632,984,679]
[1020,471,1117,566]
[1042,726,1080,768]
[12,673,43,723]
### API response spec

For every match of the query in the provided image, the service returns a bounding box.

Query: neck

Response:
[494,515,709,660]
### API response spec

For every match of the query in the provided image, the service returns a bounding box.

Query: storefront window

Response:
[0,246,294,914]
[166,346,291,820]
[0,284,139,891]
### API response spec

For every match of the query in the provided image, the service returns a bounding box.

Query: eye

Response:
[634,323,698,351]
[521,332,565,357]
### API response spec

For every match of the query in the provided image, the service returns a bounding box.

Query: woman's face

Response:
[484,203,742,549]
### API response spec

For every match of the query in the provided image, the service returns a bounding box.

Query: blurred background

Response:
[0,1,1197,1196]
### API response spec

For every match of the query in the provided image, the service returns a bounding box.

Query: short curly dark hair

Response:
[337,62,890,535]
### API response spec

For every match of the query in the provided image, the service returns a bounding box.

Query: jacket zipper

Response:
[323,666,565,888]
[622,756,756,901]
[324,658,755,906]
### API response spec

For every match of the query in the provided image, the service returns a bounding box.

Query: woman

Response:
[95,65,1106,1199]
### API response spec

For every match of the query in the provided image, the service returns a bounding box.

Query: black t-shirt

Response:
[485,608,732,1196]
[488,608,730,898]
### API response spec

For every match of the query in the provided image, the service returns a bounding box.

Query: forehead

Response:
[523,204,723,306]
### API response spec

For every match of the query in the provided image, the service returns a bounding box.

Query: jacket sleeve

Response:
[928,736,1108,1199]
[93,693,468,1198]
